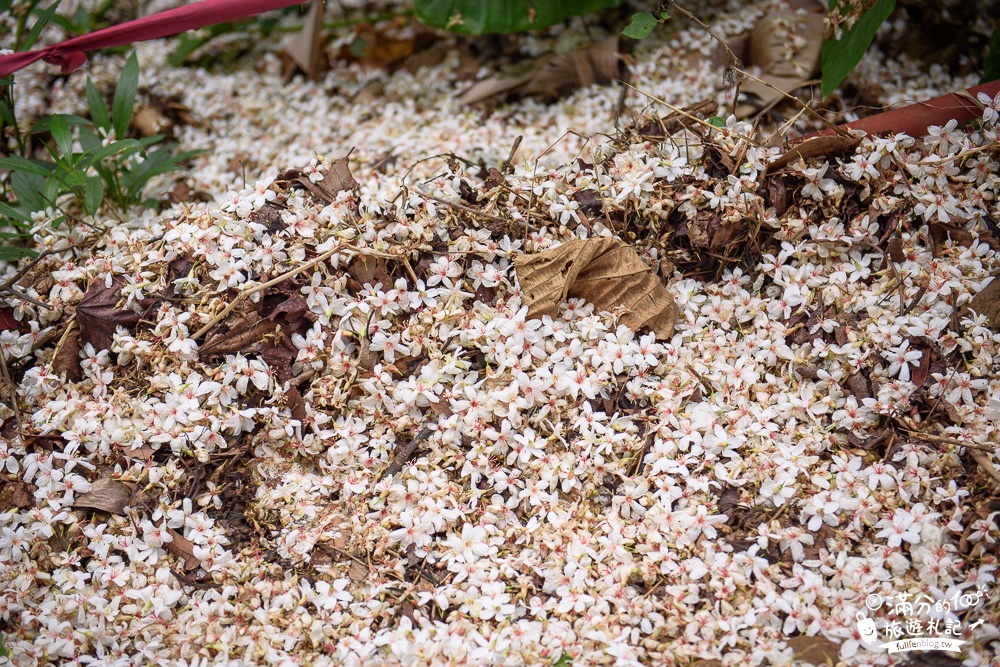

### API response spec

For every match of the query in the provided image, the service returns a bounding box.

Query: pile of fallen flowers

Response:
[1,3,1000,667]
[2,96,1000,665]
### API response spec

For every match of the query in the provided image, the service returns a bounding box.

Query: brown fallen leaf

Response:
[633,99,719,142]
[77,278,158,352]
[348,559,368,582]
[765,133,861,174]
[73,478,134,515]
[133,105,172,138]
[734,0,825,118]
[785,635,841,665]
[0,480,35,511]
[200,313,276,357]
[514,238,678,340]
[296,154,359,204]
[166,527,201,571]
[459,36,622,105]
[283,0,326,80]
[965,272,1000,331]
[50,324,82,380]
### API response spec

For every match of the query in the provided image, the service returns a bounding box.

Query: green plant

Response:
[413,0,620,34]
[0,51,200,259]
[820,0,895,97]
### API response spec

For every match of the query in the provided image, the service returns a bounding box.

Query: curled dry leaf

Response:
[514,238,678,340]
[765,133,861,174]
[734,0,825,118]
[458,36,622,106]
[73,478,134,515]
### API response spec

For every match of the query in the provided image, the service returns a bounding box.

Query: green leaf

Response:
[621,12,657,40]
[27,114,90,135]
[0,155,55,177]
[551,653,573,667]
[83,175,104,216]
[86,79,111,130]
[0,244,38,260]
[413,0,622,34]
[77,126,103,152]
[10,170,47,212]
[984,24,1000,83]
[112,52,140,140]
[168,32,209,68]
[707,115,726,127]
[124,148,202,201]
[0,99,16,127]
[821,0,895,98]
[48,114,74,162]
[77,138,142,170]
[60,168,87,189]
[0,201,33,225]
[20,0,63,51]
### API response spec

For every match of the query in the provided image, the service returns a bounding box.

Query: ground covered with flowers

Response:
[2,1,1000,666]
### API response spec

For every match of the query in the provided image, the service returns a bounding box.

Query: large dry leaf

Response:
[514,238,678,340]
[73,478,133,515]
[459,36,622,105]
[966,273,1000,331]
[735,0,825,118]
[283,0,326,80]
[77,278,157,352]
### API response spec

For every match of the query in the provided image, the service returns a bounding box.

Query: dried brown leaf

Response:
[73,478,133,515]
[348,559,368,582]
[200,314,276,357]
[296,155,359,204]
[347,255,391,289]
[514,238,678,340]
[734,1,825,117]
[966,273,1000,331]
[133,105,172,137]
[459,36,621,105]
[0,480,35,511]
[766,134,862,174]
[51,325,82,380]
[77,278,157,352]
[785,635,840,664]
[166,527,201,571]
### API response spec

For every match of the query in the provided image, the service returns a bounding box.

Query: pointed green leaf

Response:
[112,52,140,140]
[0,245,38,260]
[86,79,111,130]
[10,171,47,212]
[821,0,895,98]
[621,12,657,39]
[0,201,33,225]
[0,155,55,177]
[48,114,74,162]
[84,176,104,216]
[20,0,63,51]
[77,138,142,170]
[28,114,90,135]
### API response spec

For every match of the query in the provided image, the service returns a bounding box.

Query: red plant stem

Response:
[0,0,308,77]
[805,79,1000,139]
